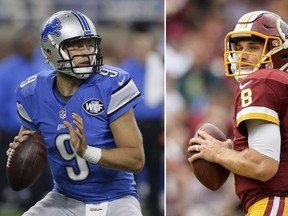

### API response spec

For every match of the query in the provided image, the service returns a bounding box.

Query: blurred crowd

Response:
[166,0,288,216]
[0,1,164,216]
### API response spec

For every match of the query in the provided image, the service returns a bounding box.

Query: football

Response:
[6,131,47,191]
[190,123,230,191]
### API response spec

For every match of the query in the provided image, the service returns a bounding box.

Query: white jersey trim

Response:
[17,101,33,123]
[107,79,140,115]
[270,197,281,215]
[236,106,279,125]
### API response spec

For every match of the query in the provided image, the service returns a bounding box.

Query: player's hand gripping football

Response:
[6,130,34,156]
[63,113,87,157]
[187,130,233,164]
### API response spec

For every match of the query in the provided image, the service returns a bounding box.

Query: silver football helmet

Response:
[40,10,103,79]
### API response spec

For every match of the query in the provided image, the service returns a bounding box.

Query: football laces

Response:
[6,149,15,168]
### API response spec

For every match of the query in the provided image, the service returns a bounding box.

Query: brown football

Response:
[6,131,47,191]
[190,123,230,190]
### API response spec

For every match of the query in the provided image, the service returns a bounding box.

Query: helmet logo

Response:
[41,18,62,42]
[272,40,280,47]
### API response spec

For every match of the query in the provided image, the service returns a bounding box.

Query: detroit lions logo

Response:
[41,18,62,42]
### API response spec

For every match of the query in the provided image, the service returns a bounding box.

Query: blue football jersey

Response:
[15,65,143,203]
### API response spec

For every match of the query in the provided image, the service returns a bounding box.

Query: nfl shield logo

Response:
[59,110,66,119]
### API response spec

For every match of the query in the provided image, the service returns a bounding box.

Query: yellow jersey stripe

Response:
[236,106,279,126]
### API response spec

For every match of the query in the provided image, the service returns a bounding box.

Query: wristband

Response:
[82,145,102,164]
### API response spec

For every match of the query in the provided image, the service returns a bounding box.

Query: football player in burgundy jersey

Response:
[6,11,145,216]
[188,11,288,215]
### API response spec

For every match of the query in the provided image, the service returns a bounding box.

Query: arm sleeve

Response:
[246,120,280,162]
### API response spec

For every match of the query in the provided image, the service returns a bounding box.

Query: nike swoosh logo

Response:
[239,80,252,90]
[118,77,125,86]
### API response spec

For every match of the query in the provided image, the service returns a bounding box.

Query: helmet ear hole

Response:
[46,49,51,57]
[42,48,51,57]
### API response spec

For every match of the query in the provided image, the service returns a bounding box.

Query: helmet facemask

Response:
[224,33,275,81]
[57,36,103,79]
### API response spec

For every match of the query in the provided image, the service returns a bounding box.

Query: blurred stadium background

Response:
[0,1,164,216]
[166,0,288,216]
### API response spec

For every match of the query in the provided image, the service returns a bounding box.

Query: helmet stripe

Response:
[238,12,255,29]
[237,11,269,30]
[71,10,91,35]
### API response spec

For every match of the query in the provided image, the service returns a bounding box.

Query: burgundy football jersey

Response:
[232,68,288,212]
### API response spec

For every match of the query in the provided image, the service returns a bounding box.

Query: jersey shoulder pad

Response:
[248,68,279,80]
[17,70,55,96]
[98,65,131,88]
[99,65,129,77]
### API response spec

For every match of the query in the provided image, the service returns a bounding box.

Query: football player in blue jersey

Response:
[6,10,145,216]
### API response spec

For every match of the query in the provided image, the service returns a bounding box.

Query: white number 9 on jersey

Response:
[55,134,89,181]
